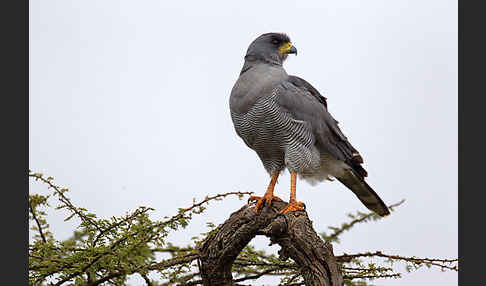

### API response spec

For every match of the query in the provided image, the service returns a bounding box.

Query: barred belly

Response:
[231,88,321,176]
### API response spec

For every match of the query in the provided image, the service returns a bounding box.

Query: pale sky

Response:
[29,0,457,285]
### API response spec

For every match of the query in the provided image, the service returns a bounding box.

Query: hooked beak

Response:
[278,42,298,55]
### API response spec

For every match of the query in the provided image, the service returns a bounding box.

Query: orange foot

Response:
[249,194,283,212]
[279,201,305,213]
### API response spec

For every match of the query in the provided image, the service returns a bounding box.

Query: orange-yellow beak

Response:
[278,42,298,55]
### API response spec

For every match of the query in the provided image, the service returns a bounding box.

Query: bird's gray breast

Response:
[230,86,320,175]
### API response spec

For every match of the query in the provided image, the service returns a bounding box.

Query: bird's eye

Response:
[271,39,280,45]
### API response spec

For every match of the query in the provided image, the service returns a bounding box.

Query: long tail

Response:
[336,170,390,216]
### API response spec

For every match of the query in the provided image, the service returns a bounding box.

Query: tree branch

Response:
[29,173,102,232]
[337,251,458,271]
[161,191,253,227]
[198,200,344,286]
[87,272,124,286]
[29,200,47,243]
[323,199,405,242]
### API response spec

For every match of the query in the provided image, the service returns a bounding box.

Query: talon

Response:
[279,201,305,213]
[252,194,283,212]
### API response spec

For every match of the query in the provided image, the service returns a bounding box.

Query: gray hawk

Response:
[229,33,389,216]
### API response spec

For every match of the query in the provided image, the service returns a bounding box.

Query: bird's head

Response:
[244,33,297,65]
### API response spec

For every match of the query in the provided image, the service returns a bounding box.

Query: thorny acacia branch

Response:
[29,170,458,285]
[29,170,252,285]
[322,199,406,243]
[337,251,458,271]
[29,200,47,243]
[29,172,102,232]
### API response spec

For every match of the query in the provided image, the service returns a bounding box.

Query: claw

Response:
[251,194,283,212]
[279,201,305,213]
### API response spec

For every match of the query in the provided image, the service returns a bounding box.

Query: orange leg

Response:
[280,172,305,213]
[249,172,282,212]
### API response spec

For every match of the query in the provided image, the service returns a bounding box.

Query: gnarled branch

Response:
[197,200,344,286]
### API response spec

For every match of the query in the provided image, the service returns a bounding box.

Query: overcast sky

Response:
[29,0,457,285]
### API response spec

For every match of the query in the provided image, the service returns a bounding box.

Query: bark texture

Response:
[198,200,344,286]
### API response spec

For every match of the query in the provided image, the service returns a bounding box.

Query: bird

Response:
[229,33,390,216]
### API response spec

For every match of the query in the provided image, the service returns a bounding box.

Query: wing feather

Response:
[279,76,367,178]
[277,76,389,216]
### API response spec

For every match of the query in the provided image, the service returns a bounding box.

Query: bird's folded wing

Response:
[276,76,368,178]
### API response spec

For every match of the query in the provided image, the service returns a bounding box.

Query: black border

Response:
[458,2,462,284]
[459,1,484,285]
[2,0,28,283]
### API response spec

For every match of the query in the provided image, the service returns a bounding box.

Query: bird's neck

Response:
[239,61,288,80]
[241,55,283,75]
